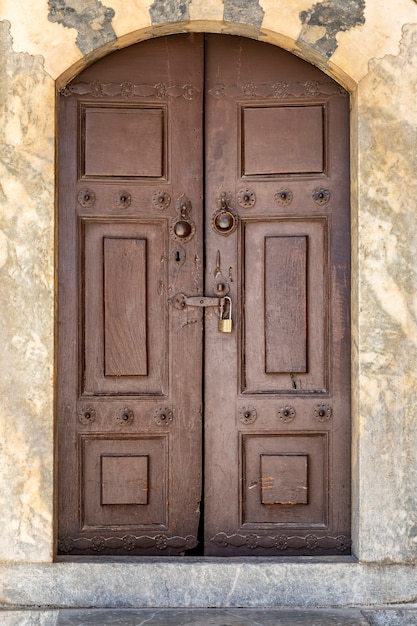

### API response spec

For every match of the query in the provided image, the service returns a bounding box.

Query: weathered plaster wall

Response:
[0,20,55,563]
[355,23,417,562]
[1,0,417,607]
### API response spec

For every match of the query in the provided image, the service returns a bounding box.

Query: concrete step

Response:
[1,607,417,625]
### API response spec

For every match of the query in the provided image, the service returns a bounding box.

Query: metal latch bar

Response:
[170,293,220,309]
[185,296,220,307]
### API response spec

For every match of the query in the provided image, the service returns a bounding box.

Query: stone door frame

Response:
[2,3,417,606]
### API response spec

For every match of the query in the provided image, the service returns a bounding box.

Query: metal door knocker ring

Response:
[212,192,238,235]
[170,195,195,243]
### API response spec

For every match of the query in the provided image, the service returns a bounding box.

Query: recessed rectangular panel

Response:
[243,218,327,393]
[83,219,167,396]
[82,436,167,528]
[104,237,148,376]
[261,454,308,505]
[242,106,324,176]
[265,236,307,373]
[101,454,148,505]
[83,107,164,178]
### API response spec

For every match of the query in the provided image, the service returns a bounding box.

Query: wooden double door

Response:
[57,34,351,556]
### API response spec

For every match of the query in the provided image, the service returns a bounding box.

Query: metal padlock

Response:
[218,296,233,333]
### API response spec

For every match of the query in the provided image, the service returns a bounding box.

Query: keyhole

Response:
[175,251,181,262]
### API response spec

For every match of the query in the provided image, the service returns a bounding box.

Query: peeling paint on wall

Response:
[298,0,365,58]
[149,0,191,23]
[47,0,116,55]
[223,0,264,28]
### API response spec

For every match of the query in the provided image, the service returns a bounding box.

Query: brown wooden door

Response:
[203,36,351,556]
[57,34,350,557]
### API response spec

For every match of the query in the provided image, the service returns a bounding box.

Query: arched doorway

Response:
[57,33,350,557]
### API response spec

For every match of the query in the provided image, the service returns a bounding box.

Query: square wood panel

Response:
[81,435,167,529]
[241,433,328,527]
[101,454,149,505]
[80,105,166,179]
[261,454,308,505]
[241,105,325,176]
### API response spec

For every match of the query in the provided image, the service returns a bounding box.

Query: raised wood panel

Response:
[81,106,165,179]
[241,105,324,176]
[101,454,149,505]
[242,434,327,526]
[104,237,148,377]
[243,218,328,394]
[265,236,307,373]
[83,219,166,396]
[82,436,167,528]
[261,454,308,505]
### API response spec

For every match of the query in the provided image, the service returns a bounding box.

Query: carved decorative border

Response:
[210,532,350,552]
[61,81,200,100]
[208,80,347,99]
[58,533,198,553]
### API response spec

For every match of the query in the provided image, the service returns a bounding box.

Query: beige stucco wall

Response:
[1,0,417,608]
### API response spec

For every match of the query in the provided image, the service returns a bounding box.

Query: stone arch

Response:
[56,19,357,92]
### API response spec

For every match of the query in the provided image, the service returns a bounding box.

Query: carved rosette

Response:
[237,188,256,208]
[152,190,171,210]
[278,405,296,423]
[77,188,96,208]
[314,403,332,422]
[120,82,134,99]
[78,407,96,425]
[273,82,289,98]
[242,82,256,98]
[210,532,351,553]
[238,405,257,425]
[312,188,330,205]
[153,407,173,427]
[122,535,136,551]
[183,84,199,100]
[91,536,106,552]
[90,80,104,98]
[116,407,134,425]
[304,80,321,97]
[114,191,131,209]
[274,189,293,206]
